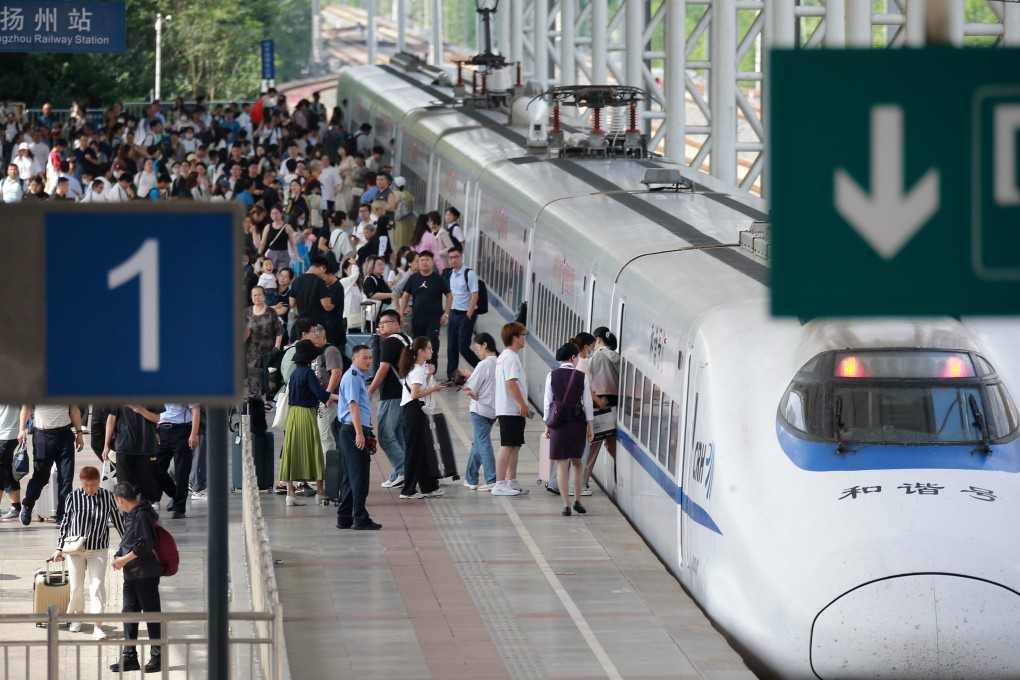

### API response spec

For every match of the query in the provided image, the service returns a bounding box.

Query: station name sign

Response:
[0,1,126,54]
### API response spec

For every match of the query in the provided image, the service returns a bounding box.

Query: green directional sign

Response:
[770,49,1020,316]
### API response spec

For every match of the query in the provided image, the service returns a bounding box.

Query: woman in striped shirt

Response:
[51,465,125,640]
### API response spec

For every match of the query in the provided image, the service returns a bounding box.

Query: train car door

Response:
[679,361,706,568]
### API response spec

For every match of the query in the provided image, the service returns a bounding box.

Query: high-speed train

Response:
[338,60,1020,679]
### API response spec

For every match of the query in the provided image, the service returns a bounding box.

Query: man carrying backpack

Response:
[110,482,163,674]
[444,247,480,382]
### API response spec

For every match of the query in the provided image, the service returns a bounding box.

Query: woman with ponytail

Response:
[397,337,452,499]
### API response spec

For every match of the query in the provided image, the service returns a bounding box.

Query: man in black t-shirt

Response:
[368,308,410,487]
[288,256,336,341]
[397,250,451,369]
[104,405,165,505]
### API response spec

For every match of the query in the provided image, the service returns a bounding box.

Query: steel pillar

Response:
[825,0,846,47]
[591,0,607,84]
[559,0,576,87]
[534,0,550,88]
[397,0,407,53]
[430,0,443,66]
[663,0,685,163]
[846,0,872,47]
[367,0,378,65]
[710,0,737,187]
[511,0,524,72]
[625,0,642,90]
[498,0,511,56]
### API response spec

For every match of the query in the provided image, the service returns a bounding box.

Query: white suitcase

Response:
[33,466,60,522]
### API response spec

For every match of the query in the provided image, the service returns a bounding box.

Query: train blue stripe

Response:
[527,331,722,535]
[776,422,1020,472]
[615,429,723,535]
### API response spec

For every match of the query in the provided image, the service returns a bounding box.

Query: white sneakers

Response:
[285,496,305,507]
[476,483,495,491]
[508,480,529,495]
[491,481,521,496]
[68,622,81,633]
[93,626,107,640]
[399,492,424,499]
[424,489,446,498]
[463,481,478,490]
[381,475,405,488]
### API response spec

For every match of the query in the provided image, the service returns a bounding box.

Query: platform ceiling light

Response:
[476,0,499,11]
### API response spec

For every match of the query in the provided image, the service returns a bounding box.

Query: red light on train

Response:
[942,355,973,378]
[836,356,863,378]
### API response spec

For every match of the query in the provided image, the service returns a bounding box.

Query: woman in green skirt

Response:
[280,339,336,506]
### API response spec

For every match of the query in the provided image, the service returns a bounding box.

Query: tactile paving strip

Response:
[429,501,551,680]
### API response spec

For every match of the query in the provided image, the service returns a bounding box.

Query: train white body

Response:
[339,64,1020,679]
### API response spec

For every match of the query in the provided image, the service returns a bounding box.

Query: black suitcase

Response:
[425,413,459,480]
[232,431,275,491]
[324,448,343,505]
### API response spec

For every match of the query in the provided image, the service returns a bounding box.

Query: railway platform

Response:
[265,356,755,680]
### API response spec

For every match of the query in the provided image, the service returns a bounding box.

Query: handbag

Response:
[100,458,118,494]
[272,389,291,429]
[12,443,29,481]
[404,378,438,415]
[592,407,617,441]
[62,536,86,554]
[545,368,581,428]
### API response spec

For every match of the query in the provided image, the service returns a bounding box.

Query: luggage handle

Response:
[43,558,68,585]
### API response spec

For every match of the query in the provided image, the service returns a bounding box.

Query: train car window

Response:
[778,350,1020,445]
[619,359,631,426]
[624,363,638,431]
[668,400,680,474]
[641,375,653,448]
[651,384,666,464]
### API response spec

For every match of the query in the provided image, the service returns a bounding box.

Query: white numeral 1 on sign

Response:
[108,239,160,372]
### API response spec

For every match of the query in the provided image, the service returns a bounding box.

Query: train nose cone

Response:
[810,574,1020,679]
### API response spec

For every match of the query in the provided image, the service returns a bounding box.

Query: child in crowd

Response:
[258,258,279,305]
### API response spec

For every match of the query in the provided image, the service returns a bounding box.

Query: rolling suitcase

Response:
[33,560,70,627]
[33,465,60,522]
[538,434,553,486]
[324,448,343,505]
[232,431,275,491]
[426,413,460,480]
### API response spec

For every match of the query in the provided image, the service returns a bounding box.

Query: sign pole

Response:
[207,406,229,680]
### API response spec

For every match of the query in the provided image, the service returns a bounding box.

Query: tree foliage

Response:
[0,0,310,107]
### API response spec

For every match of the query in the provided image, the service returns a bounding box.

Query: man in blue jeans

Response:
[367,308,410,488]
[336,345,381,531]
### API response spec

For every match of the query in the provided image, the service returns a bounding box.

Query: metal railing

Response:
[0,422,289,679]
[238,416,290,680]
[0,609,273,679]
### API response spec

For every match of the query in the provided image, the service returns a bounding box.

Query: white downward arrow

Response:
[834,105,940,260]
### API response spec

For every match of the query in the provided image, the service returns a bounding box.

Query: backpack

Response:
[445,226,462,251]
[153,520,180,577]
[345,131,362,158]
[394,191,413,220]
[444,267,488,315]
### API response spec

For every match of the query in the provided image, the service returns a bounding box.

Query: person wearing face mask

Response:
[51,466,126,640]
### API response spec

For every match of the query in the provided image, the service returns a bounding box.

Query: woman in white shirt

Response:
[458,332,499,490]
[339,257,364,331]
[397,337,452,499]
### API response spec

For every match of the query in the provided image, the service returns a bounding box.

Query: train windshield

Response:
[779,350,1019,446]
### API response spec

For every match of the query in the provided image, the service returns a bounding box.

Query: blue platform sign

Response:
[0,1,126,53]
[42,208,242,402]
[261,39,275,80]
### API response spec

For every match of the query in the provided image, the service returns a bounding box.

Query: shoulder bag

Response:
[545,368,581,428]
